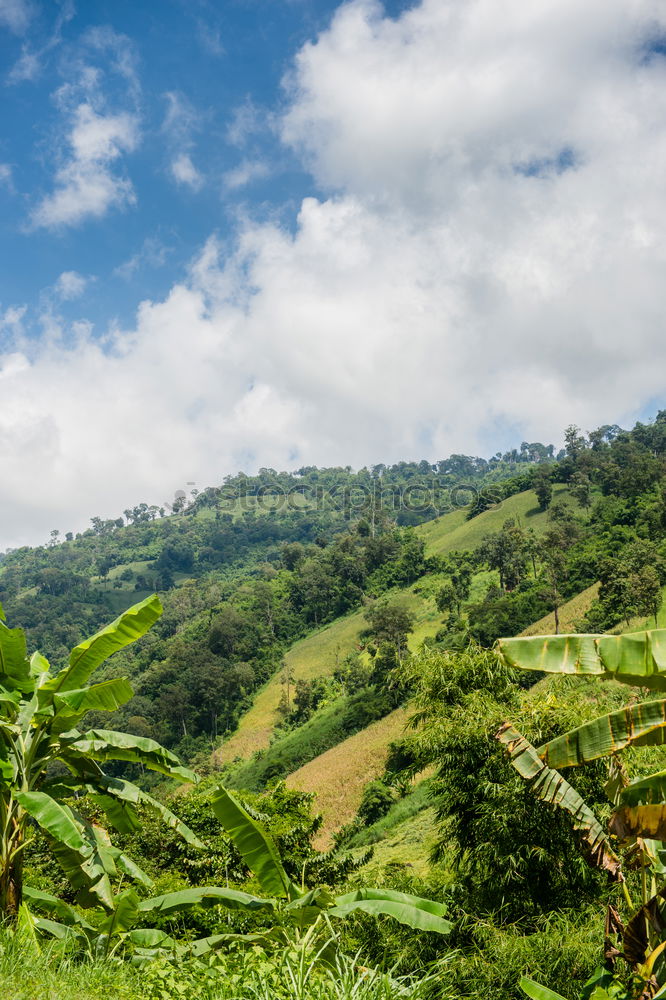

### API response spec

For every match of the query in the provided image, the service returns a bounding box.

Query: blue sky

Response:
[1,0,665,548]
[0,0,407,332]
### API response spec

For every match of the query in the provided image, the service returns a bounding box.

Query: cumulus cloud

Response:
[30,102,139,228]
[3,0,666,548]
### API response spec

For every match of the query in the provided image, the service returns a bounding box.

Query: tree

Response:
[539,523,578,634]
[630,564,662,626]
[364,601,415,664]
[0,595,200,920]
[570,470,592,508]
[478,519,528,591]
[532,467,553,511]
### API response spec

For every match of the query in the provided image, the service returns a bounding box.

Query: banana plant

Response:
[22,883,277,963]
[26,783,452,964]
[495,628,666,998]
[209,785,453,944]
[0,595,201,919]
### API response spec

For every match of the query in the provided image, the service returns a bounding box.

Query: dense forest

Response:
[4,414,666,1000]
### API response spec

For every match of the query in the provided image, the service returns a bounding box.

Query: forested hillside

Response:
[5,414,666,1000]
[0,447,552,762]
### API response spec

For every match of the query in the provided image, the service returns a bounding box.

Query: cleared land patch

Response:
[285,707,409,850]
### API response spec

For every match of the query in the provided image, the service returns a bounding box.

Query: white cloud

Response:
[55,271,87,300]
[7,46,41,83]
[3,0,666,548]
[223,159,269,190]
[0,163,13,188]
[6,1,75,85]
[0,0,33,34]
[114,235,172,280]
[171,152,203,191]
[162,91,204,190]
[31,103,139,228]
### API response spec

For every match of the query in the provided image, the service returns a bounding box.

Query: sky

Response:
[1,0,665,550]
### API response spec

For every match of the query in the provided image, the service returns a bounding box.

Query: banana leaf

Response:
[622,886,666,966]
[51,678,134,717]
[182,930,285,957]
[498,630,666,690]
[519,978,567,1000]
[329,888,452,934]
[30,651,50,677]
[496,723,623,880]
[620,770,666,807]
[334,887,449,918]
[538,699,666,769]
[139,886,276,916]
[79,773,202,846]
[113,849,153,888]
[99,889,140,936]
[128,928,176,949]
[0,621,33,692]
[610,805,666,843]
[284,886,336,928]
[16,791,114,909]
[65,729,196,782]
[211,785,296,899]
[23,886,95,930]
[33,916,89,946]
[44,595,162,695]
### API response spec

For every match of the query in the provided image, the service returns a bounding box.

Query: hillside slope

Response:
[216,486,570,765]
[285,707,409,850]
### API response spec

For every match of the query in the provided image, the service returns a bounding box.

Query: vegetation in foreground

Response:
[4,414,666,998]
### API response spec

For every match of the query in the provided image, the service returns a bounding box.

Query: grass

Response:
[286,707,410,850]
[417,484,571,558]
[0,931,431,1000]
[520,583,600,636]
[225,688,396,793]
[0,936,141,1000]
[355,806,440,881]
[348,779,434,849]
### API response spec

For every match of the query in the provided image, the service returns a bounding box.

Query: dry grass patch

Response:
[520,583,600,636]
[286,707,409,850]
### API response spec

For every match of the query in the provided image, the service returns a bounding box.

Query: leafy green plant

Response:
[26,782,451,965]
[208,785,453,945]
[0,595,200,919]
[496,627,666,999]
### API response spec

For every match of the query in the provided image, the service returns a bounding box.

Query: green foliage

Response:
[0,596,198,921]
[496,624,666,997]
[388,644,624,921]
[357,781,396,827]
[227,688,395,792]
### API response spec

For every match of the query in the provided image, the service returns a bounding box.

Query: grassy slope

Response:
[418,483,570,558]
[356,807,440,880]
[216,486,563,765]
[285,707,409,850]
[520,583,600,636]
